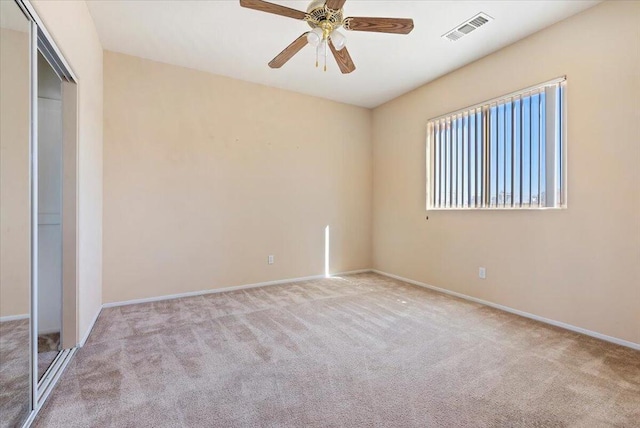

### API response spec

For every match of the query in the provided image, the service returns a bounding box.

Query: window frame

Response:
[426,77,568,211]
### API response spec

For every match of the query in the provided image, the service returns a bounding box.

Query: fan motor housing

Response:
[306,1,344,30]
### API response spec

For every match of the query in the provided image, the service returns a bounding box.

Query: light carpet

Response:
[33,273,640,427]
[0,318,30,428]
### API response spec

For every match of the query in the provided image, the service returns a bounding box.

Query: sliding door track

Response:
[37,348,76,406]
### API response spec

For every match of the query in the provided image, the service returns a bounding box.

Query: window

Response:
[426,78,566,210]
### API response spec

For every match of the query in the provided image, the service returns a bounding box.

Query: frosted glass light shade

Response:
[330,30,346,51]
[307,27,323,47]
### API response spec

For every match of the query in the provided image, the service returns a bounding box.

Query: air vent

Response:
[442,12,493,42]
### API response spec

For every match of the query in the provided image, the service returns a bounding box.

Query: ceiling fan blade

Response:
[325,0,347,10]
[344,17,414,34]
[329,40,355,74]
[269,33,309,68]
[239,0,307,20]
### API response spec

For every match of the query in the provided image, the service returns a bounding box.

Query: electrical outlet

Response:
[479,267,486,279]
[268,255,274,265]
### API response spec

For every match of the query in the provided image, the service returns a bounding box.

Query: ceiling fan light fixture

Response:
[307,27,324,47]
[330,29,346,51]
[240,0,415,74]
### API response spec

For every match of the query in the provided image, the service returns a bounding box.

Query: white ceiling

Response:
[86,0,600,108]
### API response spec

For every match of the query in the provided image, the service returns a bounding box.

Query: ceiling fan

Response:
[239,0,414,74]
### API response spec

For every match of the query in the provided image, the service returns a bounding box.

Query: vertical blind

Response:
[427,78,566,209]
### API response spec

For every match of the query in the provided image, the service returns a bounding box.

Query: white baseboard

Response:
[0,313,29,323]
[102,269,373,309]
[79,307,102,347]
[372,269,640,351]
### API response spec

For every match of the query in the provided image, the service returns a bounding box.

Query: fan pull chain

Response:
[324,39,328,72]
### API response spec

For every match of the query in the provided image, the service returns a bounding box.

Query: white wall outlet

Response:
[268,255,274,265]
[479,267,486,279]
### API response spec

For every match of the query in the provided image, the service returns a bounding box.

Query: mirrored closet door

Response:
[1,1,78,426]
[0,1,33,427]
[37,52,63,381]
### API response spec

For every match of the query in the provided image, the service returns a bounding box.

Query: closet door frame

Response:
[13,0,80,426]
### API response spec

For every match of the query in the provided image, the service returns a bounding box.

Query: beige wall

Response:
[102,51,372,303]
[0,28,30,318]
[372,0,640,344]
[32,0,103,342]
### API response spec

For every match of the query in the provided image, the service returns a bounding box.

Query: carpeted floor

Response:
[0,318,31,428]
[33,273,639,427]
[0,322,62,428]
